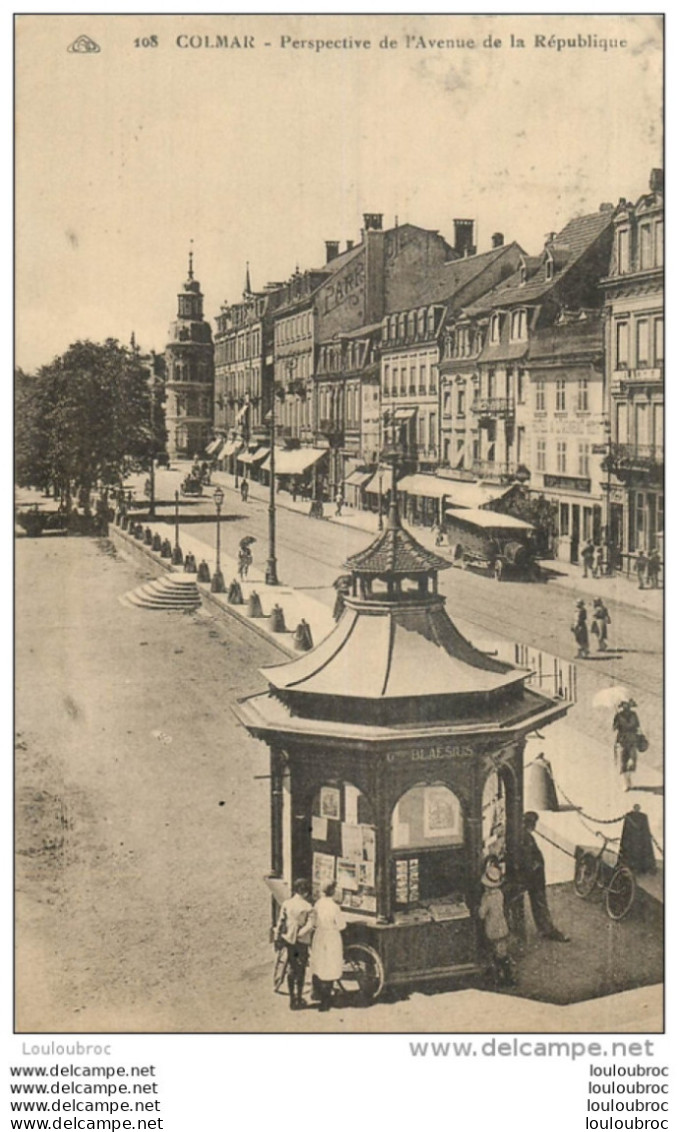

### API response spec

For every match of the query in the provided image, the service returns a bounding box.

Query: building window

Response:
[577,378,589,411]
[510,310,527,340]
[559,503,570,536]
[487,370,495,399]
[578,442,590,476]
[410,366,417,394]
[639,223,653,270]
[517,369,525,404]
[457,389,465,416]
[490,313,501,343]
[429,412,437,452]
[443,388,451,415]
[555,379,566,412]
[617,228,630,274]
[536,440,546,471]
[400,368,407,396]
[616,321,629,369]
[384,364,390,395]
[655,220,664,267]
[556,441,567,473]
[636,320,649,366]
[655,318,664,364]
[420,364,427,392]
[535,380,546,412]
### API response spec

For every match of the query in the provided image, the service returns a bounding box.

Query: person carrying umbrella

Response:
[238,536,255,580]
[613,699,644,792]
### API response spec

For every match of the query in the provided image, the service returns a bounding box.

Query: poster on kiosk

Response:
[12,10,666,1130]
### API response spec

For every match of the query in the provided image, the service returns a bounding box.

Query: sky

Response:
[15,12,663,372]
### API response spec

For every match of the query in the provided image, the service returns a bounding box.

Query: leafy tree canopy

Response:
[15,339,166,503]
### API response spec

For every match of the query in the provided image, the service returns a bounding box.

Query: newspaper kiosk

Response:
[236,493,570,1000]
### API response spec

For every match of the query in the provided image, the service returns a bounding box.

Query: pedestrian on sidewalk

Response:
[613,699,644,792]
[581,539,595,578]
[591,597,611,651]
[635,549,648,589]
[646,548,661,589]
[520,813,569,942]
[308,881,346,1012]
[571,599,589,658]
[240,478,249,503]
[238,544,253,580]
[478,857,517,987]
[273,878,313,1010]
[334,488,344,518]
[592,544,604,579]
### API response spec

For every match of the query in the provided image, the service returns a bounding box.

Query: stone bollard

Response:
[160,538,172,559]
[134,523,145,540]
[227,578,243,604]
[197,559,211,583]
[184,552,197,573]
[293,619,314,651]
[269,604,286,633]
[152,532,162,552]
[171,545,184,566]
[211,569,226,594]
[144,527,153,546]
[246,590,264,618]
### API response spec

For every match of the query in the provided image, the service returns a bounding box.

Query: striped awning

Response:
[238,447,270,466]
[259,448,328,476]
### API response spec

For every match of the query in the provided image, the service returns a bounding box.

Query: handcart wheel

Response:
[605,866,636,921]
[340,943,385,1003]
[574,852,599,898]
[273,947,288,993]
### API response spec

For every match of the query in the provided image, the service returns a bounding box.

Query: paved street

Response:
[15,533,663,1033]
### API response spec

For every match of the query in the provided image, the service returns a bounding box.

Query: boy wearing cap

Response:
[478,857,516,987]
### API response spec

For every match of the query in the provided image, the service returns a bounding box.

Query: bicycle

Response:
[573,832,636,921]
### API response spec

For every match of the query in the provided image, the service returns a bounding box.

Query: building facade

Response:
[602,170,664,558]
[164,253,214,459]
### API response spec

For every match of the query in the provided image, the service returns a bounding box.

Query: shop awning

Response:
[397,474,453,499]
[238,447,270,466]
[205,437,223,456]
[260,447,328,476]
[392,407,418,422]
[236,402,250,422]
[344,469,373,489]
[363,466,398,494]
[220,438,243,458]
[441,481,512,509]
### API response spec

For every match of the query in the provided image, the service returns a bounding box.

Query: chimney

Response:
[491,232,504,248]
[346,240,354,252]
[599,202,613,212]
[649,168,663,193]
[453,219,476,257]
[325,241,340,263]
[363,213,383,232]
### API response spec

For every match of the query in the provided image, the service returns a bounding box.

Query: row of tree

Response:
[16,339,166,511]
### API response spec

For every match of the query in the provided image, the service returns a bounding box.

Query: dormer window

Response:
[617,228,630,274]
[510,309,527,341]
[490,313,502,344]
[519,259,527,285]
[545,254,554,282]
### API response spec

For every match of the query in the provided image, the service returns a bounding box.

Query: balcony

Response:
[606,442,664,476]
[471,397,515,419]
[611,365,663,394]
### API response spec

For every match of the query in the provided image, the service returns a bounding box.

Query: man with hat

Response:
[571,599,589,658]
[520,813,570,942]
[613,698,642,792]
[591,597,611,651]
[478,857,516,987]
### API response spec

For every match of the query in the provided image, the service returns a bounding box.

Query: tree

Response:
[15,339,166,509]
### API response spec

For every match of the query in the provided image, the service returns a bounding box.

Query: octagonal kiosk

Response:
[235,496,570,1000]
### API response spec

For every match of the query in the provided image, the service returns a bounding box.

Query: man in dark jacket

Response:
[521,812,569,942]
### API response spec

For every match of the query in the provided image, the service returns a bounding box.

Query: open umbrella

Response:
[239,536,257,548]
[592,685,630,710]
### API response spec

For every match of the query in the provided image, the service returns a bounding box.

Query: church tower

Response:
[164,248,215,459]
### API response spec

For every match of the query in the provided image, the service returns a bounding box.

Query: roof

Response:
[387,242,522,313]
[465,210,614,313]
[445,507,534,531]
[344,507,451,576]
[528,313,604,363]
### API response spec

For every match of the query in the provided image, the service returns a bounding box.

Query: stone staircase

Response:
[119,573,202,612]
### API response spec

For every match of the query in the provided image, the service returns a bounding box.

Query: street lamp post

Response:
[265,384,280,586]
[148,455,156,519]
[172,489,183,565]
[211,485,226,593]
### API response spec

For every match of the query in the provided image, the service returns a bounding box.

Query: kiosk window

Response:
[310,781,377,915]
[482,769,507,862]
[390,785,466,910]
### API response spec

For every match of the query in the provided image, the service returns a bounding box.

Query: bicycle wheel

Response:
[605,866,636,921]
[340,943,385,1003]
[574,852,599,898]
[273,948,288,993]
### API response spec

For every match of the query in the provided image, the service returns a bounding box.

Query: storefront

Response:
[236,485,570,999]
[259,447,329,498]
